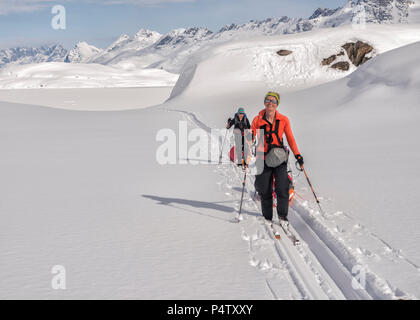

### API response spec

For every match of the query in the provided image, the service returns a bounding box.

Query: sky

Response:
[0,0,347,50]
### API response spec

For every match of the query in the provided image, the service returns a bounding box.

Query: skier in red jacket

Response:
[251,92,304,225]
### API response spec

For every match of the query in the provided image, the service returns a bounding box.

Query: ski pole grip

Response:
[295,161,304,172]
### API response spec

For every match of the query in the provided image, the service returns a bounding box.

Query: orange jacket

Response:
[251,109,300,156]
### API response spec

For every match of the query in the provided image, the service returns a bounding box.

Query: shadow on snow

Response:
[142,194,260,222]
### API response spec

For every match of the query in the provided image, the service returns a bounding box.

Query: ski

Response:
[275,221,300,246]
[268,222,281,240]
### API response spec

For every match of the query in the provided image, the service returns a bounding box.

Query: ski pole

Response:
[238,165,248,216]
[218,128,229,164]
[296,162,324,213]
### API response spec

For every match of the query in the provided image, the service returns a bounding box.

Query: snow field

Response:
[0,62,178,89]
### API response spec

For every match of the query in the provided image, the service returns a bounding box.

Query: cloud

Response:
[0,0,56,15]
[0,0,195,15]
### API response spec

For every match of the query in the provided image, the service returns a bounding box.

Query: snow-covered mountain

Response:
[85,0,420,73]
[152,27,213,49]
[309,8,341,20]
[87,29,162,65]
[358,0,415,23]
[0,44,67,68]
[210,0,418,36]
[1,0,419,75]
[64,42,102,63]
[313,0,417,27]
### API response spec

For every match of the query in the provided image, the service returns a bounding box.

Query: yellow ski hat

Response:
[264,91,280,105]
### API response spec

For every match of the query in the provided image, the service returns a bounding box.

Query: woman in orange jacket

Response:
[251,92,304,225]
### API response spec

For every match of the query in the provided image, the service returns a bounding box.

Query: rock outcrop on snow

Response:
[342,41,374,66]
[331,61,351,71]
[322,54,339,65]
[321,40,374,71]
[277,50,293,56]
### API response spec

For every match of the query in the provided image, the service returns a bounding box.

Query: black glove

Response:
[295,154,304,166]
[226,118,233,129]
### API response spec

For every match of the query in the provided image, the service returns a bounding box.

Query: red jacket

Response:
[251,109,300,156]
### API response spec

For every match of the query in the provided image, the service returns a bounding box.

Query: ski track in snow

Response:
[166,106,418,300]
[228,164,346,300]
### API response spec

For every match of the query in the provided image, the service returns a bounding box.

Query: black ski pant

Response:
[234,130,248,165]
[254,163,289,221]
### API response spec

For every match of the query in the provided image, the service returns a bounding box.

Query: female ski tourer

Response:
[226,107,251,166]
[251,92,304,226]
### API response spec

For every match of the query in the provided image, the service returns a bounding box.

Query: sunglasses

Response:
[264,98,278,105]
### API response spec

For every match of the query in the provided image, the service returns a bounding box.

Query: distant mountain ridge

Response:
[0,0,418,70]
[0,44,67,68]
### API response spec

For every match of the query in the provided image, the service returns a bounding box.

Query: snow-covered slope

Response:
[160,35,420,299]
[280,41,420,297]
[2,37,420,300]
[0,87,174,111]
[0,97,276,299]
[64,42,102,63]
[168,24,420,103]
[0,62,178,89]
